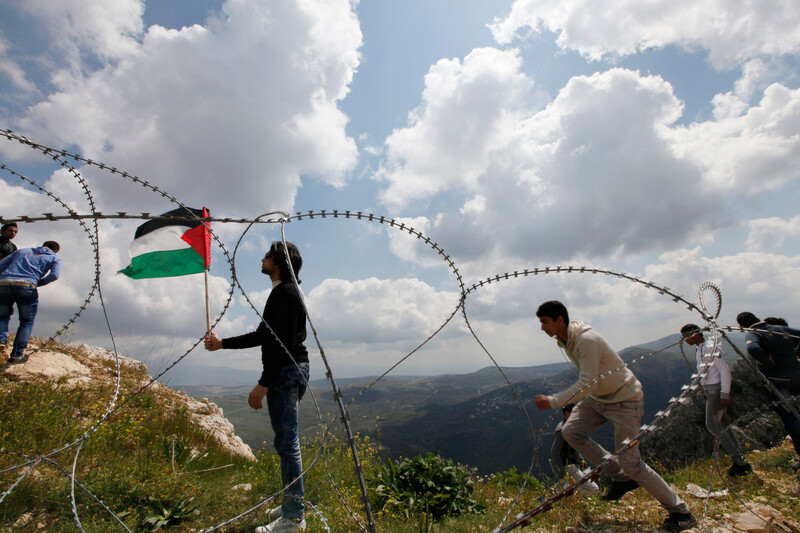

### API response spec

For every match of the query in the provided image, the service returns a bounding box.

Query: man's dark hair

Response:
[1,223,17,231]
[680,323,702,338]
[736,311,759,328]
[536,300,569,323]
[268,241,302,283]
[764,316,788,327]
[42,241,60,252]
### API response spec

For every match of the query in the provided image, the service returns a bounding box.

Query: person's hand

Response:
[535,395,552,410]
[720,398,731,409]
[248,383,269,410]
[204,331,222,351]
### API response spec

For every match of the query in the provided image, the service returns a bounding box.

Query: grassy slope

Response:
[2,341,800,532]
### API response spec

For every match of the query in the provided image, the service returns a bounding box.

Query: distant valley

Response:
[178,332,750,476]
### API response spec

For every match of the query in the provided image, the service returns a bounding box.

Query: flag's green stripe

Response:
[119,248,204,279]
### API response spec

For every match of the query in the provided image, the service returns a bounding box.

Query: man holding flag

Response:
[205,241,309,533]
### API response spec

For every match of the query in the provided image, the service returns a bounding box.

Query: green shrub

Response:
[372,452,486,519]
[490,466,527,488]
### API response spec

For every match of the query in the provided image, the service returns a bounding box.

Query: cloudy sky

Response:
[1,0,799,382]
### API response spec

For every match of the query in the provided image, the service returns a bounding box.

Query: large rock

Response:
[79,343,149,373]
[732,503,800,533]
[3,349,91,387]
[185,396,256,461]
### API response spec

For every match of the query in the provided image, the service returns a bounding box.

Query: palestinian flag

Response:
[120,207,211,279]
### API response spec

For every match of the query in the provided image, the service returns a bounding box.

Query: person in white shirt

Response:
[680,324,751,476]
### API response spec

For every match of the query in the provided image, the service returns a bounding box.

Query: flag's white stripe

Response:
[129,226,191,258]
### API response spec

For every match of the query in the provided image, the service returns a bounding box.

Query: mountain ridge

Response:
[180,332,763,476]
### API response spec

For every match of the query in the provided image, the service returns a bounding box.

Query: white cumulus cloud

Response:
[306,277,461,344]
[20,0,145,66]
[380,63,730,264]
[666,84,800,193]
[745,215,800,251]
[490,0,800,69]
[3,0,362,214]
[378,47,536,208]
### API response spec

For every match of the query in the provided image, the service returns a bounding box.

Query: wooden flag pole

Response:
[204,268,211,334]
[202,206,212,335]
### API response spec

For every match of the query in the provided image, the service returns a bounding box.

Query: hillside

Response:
[201,360,576,460]
[3,340,800,532]
[376,346,700,475]
[209,343,718,476]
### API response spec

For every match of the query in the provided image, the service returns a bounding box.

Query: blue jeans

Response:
[267,362,309,520]
[0,285,39,360]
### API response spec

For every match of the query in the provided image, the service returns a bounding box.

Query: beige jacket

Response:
[547,321,643,408]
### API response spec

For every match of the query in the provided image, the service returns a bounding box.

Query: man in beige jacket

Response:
[534,300,695,532]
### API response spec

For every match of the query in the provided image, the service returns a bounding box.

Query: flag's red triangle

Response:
[180,207,211,268]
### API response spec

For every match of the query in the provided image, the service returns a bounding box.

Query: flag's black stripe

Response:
[133,207,206,239]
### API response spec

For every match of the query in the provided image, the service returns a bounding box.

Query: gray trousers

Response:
[562,397,689,513]
[704,387,746,465]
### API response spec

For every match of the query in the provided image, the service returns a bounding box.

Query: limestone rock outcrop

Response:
[2,342,255,462]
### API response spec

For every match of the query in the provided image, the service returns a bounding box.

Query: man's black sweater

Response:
[222,281,309,387]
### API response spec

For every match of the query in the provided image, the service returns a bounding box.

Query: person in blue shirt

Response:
[0,241,62,364]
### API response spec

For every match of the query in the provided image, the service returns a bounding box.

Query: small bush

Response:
[490,467,528,488]
[373,452,486,519]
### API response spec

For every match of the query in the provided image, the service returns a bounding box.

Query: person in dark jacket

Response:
[737,311,800,464]
[551,403,599,492]
[0,241,61,364]
[764,317,789,327]
[0,223,18,260]
[205,242,309,533]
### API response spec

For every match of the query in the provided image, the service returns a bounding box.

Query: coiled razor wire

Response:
[2,129,800,532]
[0,132,367,531]
[0,129,470,532]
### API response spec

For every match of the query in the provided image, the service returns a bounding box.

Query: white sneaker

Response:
[255,516,306,533]
[565,465,600,494]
